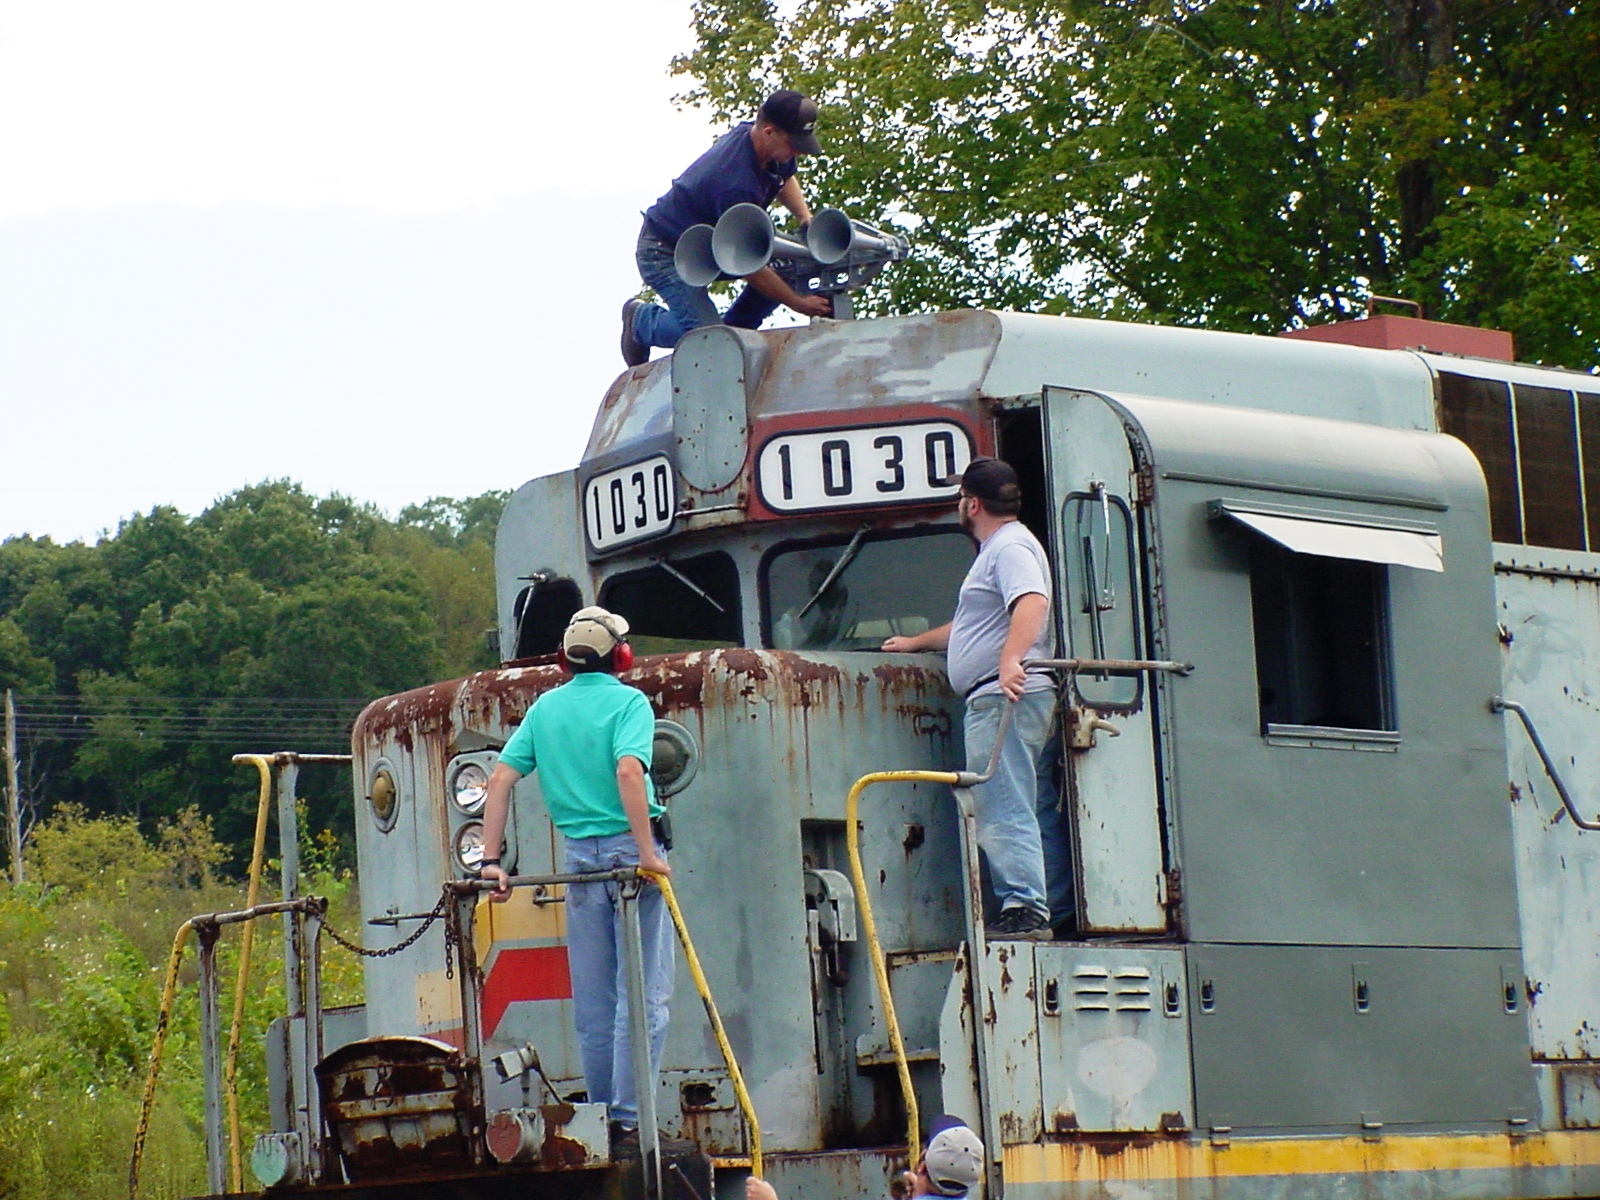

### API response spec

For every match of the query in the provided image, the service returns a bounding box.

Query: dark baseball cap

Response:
[960,456,1021,504]
[759,89,823,156]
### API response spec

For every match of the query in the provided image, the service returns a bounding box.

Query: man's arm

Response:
[882,622,952,654]
[480,761,524,901]
[746,265,832,318]
[619,755,670,877]
[998,592,1048,700]
[776,175,812,226]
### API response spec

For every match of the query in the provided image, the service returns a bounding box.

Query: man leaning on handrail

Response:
[479,606,673,1145]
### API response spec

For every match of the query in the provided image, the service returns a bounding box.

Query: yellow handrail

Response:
[225,754,275,1192]
[129,918,196,1199]
[644,870,764,1177]
[845,768,962,1168]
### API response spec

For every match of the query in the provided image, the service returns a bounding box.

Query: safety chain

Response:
[321,890,453,975]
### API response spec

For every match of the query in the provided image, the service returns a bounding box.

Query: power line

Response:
[11,695,369,747]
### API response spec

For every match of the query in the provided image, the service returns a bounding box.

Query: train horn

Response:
[673,223,721,288]
[806,208,908,267]
[711,203,816,278]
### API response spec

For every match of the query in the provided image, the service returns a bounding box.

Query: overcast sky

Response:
[0,2,747,542]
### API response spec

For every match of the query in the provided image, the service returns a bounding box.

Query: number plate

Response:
[757,421,972,514]
[584,456,676,551]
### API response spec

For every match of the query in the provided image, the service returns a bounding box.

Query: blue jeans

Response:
[563,832,676,1128]
[964,689,1071,923]
[632,223,780,350]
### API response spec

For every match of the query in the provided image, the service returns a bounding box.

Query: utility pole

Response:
[4,689,20,885]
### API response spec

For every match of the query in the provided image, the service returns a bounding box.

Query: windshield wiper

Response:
[797,522,872,619]
[653,557,727,613]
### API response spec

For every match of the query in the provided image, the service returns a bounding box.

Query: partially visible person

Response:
[881,457,1069,939]
[622,88,833,365]
[745,1116,984,1200]
[478,606,673,1139]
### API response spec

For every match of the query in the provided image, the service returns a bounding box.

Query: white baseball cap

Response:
[923,1117,984,1196]
[563,606,630,661]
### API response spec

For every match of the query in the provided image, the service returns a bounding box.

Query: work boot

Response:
[621,298,648,367]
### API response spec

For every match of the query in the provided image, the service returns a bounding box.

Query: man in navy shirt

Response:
[622,89,833,365]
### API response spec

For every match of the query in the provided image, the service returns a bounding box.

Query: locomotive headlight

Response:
[651,720,699,797]
[454,821,486,873]
[449,761,490,815]
[368,764,399,831]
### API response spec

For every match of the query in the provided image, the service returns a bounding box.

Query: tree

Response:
[676,0,1599,366]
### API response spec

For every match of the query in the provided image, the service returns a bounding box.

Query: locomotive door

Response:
[1041,386,1168,933]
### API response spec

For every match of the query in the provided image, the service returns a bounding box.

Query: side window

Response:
[512,578,582,659]
[1250,545,1394,733]
[599,552,742,654]
[1062,490,1143,709]
[1438,370,1600,551]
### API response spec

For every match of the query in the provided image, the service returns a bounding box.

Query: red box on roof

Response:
[1281,314,1514,361]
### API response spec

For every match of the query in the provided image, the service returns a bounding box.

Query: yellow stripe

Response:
[1003,1129,1600,1184]
[472,885,567,959]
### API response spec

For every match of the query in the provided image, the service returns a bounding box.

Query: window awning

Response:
[1219,506,1444,572]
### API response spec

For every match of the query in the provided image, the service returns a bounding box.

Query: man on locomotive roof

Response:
[745,1116,985,1200]
[479,606,673,1139]
[621,88,833,366]
[882,457,1068,940]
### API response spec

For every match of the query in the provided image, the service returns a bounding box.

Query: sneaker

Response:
[621,298,648,367]
[988,906,1051,940]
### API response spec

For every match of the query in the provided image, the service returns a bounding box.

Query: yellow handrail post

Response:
[644,870,764,1178]
[224,754,275,1192]
[844,768,961,1168]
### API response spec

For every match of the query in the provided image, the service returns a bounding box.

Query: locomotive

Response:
[238,303,1600,1200]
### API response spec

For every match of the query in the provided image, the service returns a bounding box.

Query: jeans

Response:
[964,689,1072,923]
[563,832,676,1128]
[632,223,780,350]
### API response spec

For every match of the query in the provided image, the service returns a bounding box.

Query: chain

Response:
[321,891,451,961]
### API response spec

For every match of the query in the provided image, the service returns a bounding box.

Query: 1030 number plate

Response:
[757,421,972,514]
[584,455,676,552]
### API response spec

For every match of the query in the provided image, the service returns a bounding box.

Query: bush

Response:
[0,807,362,1200]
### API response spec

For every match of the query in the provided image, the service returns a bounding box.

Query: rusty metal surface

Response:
[1496,547,1600,1063]
[315,1036,481,1182]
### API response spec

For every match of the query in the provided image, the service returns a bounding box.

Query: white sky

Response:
[0,1,743,542]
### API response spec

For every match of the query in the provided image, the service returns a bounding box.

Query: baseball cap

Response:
[563,606,630,662]
[758,89,823,156]
[959,456,1021,504]
[922,1116,984,1197]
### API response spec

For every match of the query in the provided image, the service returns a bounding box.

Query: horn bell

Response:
[808,207,895,267]
[674,224,720,287]
[712,203,778,278]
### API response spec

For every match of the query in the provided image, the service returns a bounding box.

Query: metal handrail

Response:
[454,867,766,1178]
[843,702,1012,1169]
[1492,697,1600,831]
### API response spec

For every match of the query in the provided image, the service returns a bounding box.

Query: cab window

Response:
[599,551,742,654]
[763,529,971,651]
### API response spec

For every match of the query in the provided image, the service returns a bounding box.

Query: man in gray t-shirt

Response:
[883,457,1068,939]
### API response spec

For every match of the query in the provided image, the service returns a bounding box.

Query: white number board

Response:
[584,456,676,552]
[757,421,972,513]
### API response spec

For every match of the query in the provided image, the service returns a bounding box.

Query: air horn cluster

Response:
[674,204,908,316]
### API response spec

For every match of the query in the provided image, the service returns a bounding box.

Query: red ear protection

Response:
[612,642,635,672]
[557,647,573,674]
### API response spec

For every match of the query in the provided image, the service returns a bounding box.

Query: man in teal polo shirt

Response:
[480,606,672,1137]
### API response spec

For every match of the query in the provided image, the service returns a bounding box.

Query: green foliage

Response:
[677,0,1599,366]
[0,807,364,1200]
[0,482,508,863]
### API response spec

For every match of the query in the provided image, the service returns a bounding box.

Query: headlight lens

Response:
[454,821,486,873]
[368,766,399,830]
[450,761,489,815]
